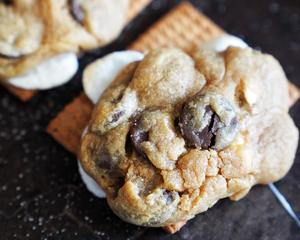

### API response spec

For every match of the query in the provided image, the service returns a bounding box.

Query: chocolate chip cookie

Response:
[80,47,298,227]
[0,0,128,82]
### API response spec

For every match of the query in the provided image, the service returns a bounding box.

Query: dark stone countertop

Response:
[0,0,299,239]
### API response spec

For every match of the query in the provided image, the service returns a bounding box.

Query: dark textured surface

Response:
[0,0,300,239]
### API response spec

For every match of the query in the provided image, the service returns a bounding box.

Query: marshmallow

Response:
[202,35,248,52]
[83,50,144,104]
[8,53,78,90]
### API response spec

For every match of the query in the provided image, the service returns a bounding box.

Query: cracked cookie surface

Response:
[80,47,298,227]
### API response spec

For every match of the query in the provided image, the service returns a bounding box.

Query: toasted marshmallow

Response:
[78,160,106,198]
[83,50,144,104]
[202,35,248,52]
[8,53,78,90]
[78,126,106,198]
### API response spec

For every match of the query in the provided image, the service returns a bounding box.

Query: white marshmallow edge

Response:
[83,50,144,104]
[78,160,106,198]
[78,127,106,198]
[202,35,248,52]
[8,53,78,90]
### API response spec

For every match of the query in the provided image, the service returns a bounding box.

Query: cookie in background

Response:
[0,0,151,99]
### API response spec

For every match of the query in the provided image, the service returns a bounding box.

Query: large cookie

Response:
[80,47,298,226]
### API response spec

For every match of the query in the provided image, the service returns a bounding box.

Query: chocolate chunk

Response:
[110,110,125,124]
[103,110,125,129]
[194,106,220,149]
[125,132,133,155]
[96,152,115,170]
[109,176,125,199]
[180,105,217,148]
[179,92,239,150]
[96,152,123,178]
[130,117,149,157]
[69,0,85,24]
[163,190,176,205]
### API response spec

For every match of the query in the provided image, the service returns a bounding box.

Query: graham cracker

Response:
[288,81,300,108]
[2,0,151,101]
[48,92,92,154]
[129,2,224,52]
[47,1,300,155]
[3,84,36,102]
[163,221,187,234]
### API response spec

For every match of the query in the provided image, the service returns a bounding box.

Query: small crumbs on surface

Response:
[95,231,106,236]
[38,217,44,226]
[16,194,22,200]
